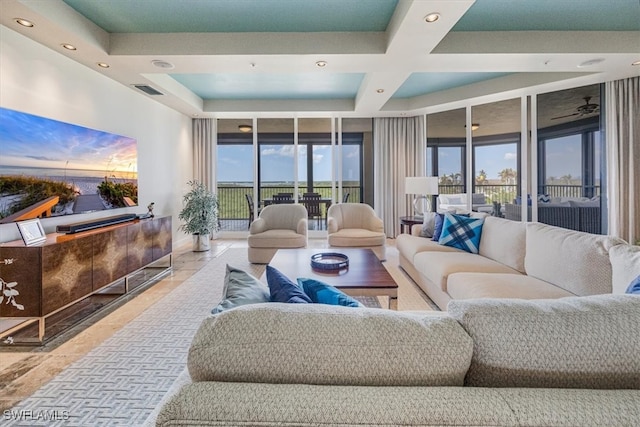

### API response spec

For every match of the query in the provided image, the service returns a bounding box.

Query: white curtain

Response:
[193,118,216,191]
[373,117,426,237]
[605,76,640,244]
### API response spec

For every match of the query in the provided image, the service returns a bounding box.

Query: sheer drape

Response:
[605,76,639,244]
[193,118,216,191]
[373,117,426,237]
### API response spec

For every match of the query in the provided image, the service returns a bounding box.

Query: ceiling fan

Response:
[550,96,599,120]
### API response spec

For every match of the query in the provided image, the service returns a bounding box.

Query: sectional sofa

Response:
[437,192,494,213]
[156,295,640,426]
[396,215,629,310]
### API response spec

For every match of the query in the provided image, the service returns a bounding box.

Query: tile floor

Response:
[0,238,436,411]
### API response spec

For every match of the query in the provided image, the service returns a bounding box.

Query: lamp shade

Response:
[405,176,439,195]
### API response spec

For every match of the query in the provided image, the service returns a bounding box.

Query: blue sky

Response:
[218,140,583,183]
[217,144,360,182]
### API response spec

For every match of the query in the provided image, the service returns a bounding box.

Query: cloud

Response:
[313,154,323,163]
[504,152,517,160]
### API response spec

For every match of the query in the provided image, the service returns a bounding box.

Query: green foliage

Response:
[0,176,76,218]
[179,180,219,235]
[97,179,138,208]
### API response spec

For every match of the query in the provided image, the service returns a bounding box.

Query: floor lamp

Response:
[405,176,440,218]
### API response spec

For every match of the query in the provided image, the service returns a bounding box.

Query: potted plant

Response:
[178,180,219,251]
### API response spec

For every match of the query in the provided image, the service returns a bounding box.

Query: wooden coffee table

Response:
[266,248,398,309]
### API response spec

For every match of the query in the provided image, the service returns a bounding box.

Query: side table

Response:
[399,216,423,234]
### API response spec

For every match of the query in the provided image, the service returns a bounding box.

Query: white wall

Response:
[0,26,193,247]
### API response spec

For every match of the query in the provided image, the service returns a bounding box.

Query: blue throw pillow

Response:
[266,265,312,303]
[211,265,270,314]
[626,275,640,294]
[431,213,445,241]
[438,213,484,254]
[297,278,363,307]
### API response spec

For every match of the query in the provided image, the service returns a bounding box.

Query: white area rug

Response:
[5,248,260,427]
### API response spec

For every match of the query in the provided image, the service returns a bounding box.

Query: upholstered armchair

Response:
[248,204,308,263]
[327,203,385,257]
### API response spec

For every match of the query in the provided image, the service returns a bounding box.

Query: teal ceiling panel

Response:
[171,73,365,99]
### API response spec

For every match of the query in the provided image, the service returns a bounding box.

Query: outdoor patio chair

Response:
[301,192,323,229]
[245,194,260,229]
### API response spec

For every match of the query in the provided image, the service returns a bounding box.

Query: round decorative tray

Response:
[310,252,349,271]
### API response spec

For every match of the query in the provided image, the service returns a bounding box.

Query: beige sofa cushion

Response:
[247,229,306,248]
[158,382,640,427]
[396,234,461,263]
[609,244,640,294]
[524,223,625,295]
[478,216,527,273]
[188,303,473,387]
[413,251,519,293]
[327,229,385,247]
[448,294,640,389]
[447,273,575,300]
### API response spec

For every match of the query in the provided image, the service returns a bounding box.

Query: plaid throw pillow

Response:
[438,213,484,253]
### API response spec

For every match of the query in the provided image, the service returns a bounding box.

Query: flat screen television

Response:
[0,107,138,224]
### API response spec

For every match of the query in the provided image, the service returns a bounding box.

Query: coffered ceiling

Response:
[1,0,638,118]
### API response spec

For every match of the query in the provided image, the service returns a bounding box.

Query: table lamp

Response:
[405,176,439,218]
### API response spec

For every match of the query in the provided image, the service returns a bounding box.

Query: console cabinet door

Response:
[127,222,153,272]
[153,217,172,260]
[0,246,42,317]
[93,226,129,290]
[42,236,93,315]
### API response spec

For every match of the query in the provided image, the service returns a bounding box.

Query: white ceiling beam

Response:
[434,31,640,54]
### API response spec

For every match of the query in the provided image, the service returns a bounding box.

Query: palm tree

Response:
[498,168,517,185]
[476,169,488,185]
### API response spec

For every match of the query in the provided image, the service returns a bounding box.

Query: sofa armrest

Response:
[296,218,308,236]
[367,215,384,233]
[411,224,423,236]
[327,216,339,233]
[249,217,267,234]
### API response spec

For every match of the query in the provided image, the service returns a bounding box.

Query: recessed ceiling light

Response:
[632,60,640,66]
[97,62,110,68]
[315,61,328,68]
[14,18,34,27]
[424,13,440,23]
[465,123,480,131]
[238,125,253,133]
[376,89,385,93]
[577,58,605,68]
[61,43,76,51]
[151,60,175,69]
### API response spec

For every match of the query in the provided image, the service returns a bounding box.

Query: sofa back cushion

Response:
[188,303,473,387]
[524,223,625,295]
[448,295,640,389]
[327,203,379,230]
[609,244,640,294]
[478,216,527,273]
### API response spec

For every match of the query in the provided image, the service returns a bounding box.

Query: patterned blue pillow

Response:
[538,194,551,203]
[266,265,312,303]
[438,213,485,253]
[297,278,363,307]
[211,264,270,314]
[626,275,640,294]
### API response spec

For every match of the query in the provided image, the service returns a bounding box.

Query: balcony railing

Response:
[437,184,598,206]
[217,183,361,231]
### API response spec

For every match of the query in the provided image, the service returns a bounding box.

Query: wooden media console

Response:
[0,216,172,344]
